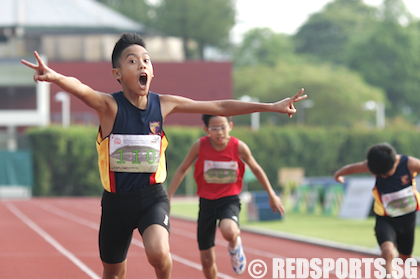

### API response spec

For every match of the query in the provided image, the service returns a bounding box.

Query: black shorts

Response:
[197,195,241,251]
[99,184,170,264]
[374,211,416,256]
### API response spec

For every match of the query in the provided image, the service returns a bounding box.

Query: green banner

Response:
[0,150,33,187]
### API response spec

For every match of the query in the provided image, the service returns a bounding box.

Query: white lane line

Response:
[36,202,369,279]
[171,226,285,258]
[34,201,236,279]
[4,202,101,279]
[129,238,236,279]
[170,224,369,279]
[35,201,99,230]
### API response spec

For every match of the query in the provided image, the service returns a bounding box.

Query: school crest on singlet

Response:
[149,122,161,134]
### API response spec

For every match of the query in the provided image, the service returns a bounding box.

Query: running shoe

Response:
[228,236,247,275]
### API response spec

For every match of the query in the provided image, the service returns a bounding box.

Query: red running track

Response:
[1,197,418,279]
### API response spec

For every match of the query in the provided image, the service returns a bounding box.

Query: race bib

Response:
[109,134,161,173]
[381,186,417,217]
[203,160,238,184]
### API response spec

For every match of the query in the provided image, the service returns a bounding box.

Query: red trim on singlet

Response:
[149,173,156,185]
[109,171,116,193]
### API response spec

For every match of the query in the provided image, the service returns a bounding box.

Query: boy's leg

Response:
[220,218,246,275]
[399,253,413,261]
[137,187,171,279]
[218,196,246,275]
[198,198,218,278]
[380,241,397,278]
[395,211,416,261]
[375,215,397,279]
[200,247,217,279]
[100,191,135,279]
[219,218,240,248]
[218,195,241,248]
[142,224,172,279]
[374,212,416,279]
[102,260,127,279]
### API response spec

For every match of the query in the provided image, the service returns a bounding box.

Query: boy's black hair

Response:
[366,143,397,175]
[201,115,233,127]
[112,33,146,68]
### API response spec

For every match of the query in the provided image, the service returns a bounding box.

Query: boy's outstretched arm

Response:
[334,161,369,183]
[238,140,285,215]
[160,89,306,120]
[167,140,200,201]
[21,51,113,112]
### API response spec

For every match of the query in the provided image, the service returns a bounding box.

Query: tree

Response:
[96,0,151,26]
[234,58,386,127]
[293,0,420,122]
[152,0,236,59]
[294,0,378,65]
[97,0,236,60]
[345,0,420,120]
[233,28,295,67]
[378,0,414,25]
[346,22,420,119]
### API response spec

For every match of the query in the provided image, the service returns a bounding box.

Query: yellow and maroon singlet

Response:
[96,91,168,193]
[372,155,420,217]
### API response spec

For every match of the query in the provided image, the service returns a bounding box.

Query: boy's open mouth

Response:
[139,73,147,86]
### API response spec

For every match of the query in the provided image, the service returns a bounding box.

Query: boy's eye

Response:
[208,125,227,132]
[144,59,150,63]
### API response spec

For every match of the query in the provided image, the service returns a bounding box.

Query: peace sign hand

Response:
[272,88,307,118]
[21,51,59,84]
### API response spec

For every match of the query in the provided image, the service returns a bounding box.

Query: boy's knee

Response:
[221,227,235,238]
[381,242,396,259]
[219,219,239,241]
[147,247,170,268]
[201,255,215,269]
[200,250,215,268]
[102,261,127,279]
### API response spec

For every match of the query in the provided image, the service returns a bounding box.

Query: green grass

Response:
[171,199,420,257]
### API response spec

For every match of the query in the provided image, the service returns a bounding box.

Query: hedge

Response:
[26,125,420,196]
[27,126,101,196]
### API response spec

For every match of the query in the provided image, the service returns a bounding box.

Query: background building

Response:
[0,0,232,150]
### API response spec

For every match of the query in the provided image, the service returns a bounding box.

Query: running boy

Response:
[21,33,306,279]
[167,114,285,278]
[334,143,420,279]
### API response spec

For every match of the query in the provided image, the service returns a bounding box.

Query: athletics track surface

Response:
[1,197,418,279]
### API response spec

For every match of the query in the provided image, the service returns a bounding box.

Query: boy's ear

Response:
[229,121,233,130]
[112,68,122,80]
[203,125,210,134]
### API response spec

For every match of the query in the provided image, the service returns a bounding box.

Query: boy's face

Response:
[112,44,154,96]
[204,116,233,145]
[379,160,398,178]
